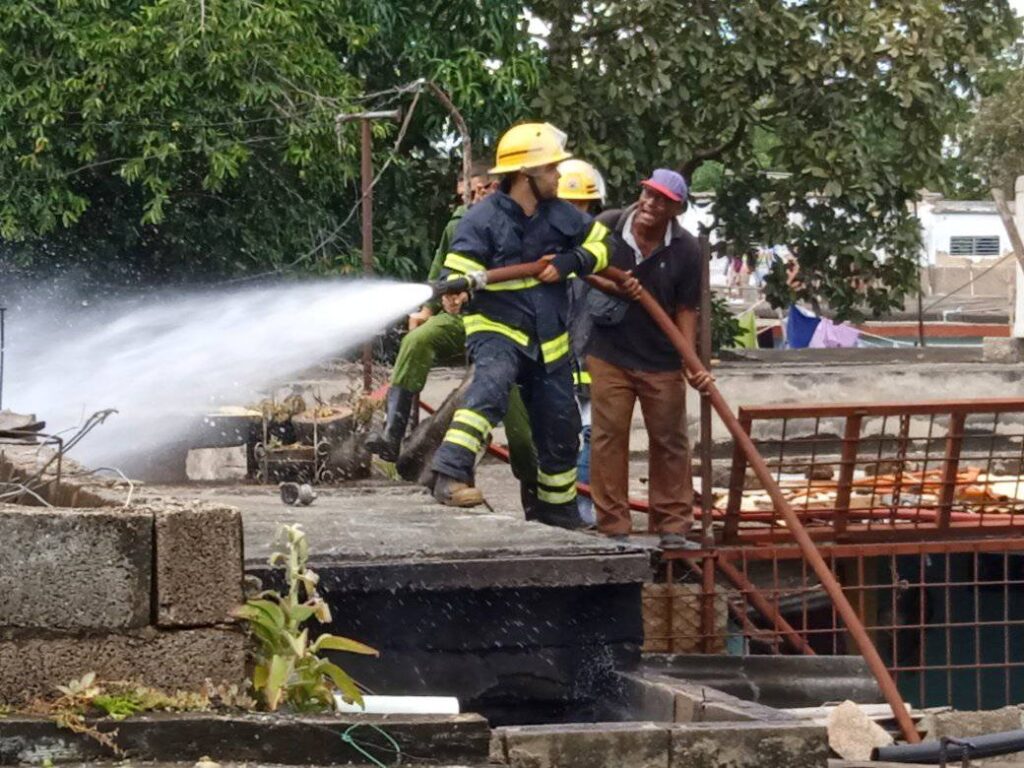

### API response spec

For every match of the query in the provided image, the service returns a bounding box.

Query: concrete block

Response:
[501,722,671,768]
[0,506,152,630]
[0,626,248,705]
[921,705,1024,740]
[983,338,1024,363]
[670,722,828,768]
[185,446,248,482]
[154,503,244,627]
[612,672,677,722]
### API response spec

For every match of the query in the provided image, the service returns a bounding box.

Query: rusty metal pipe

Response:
[714,558,815,656]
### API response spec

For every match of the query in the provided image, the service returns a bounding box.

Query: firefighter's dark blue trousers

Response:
[431,336,581,523]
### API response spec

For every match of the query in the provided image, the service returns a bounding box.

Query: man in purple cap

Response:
[585,168,712,550]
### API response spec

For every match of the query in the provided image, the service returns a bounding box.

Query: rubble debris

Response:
[0,410,44,439]
[824,700,894,761]
[185,446,248,482]
[279,482,316,506]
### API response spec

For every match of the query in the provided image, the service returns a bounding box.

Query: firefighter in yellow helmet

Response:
[429,124,612,528]
[557,159,606,215]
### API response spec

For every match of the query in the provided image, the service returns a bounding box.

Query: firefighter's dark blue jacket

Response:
[440,190,610,369]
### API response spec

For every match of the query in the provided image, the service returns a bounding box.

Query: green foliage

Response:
[24,672,222,756]
[531,0,1021,320]
[710,293,741,355]
[2,0,1020,321]
[233,524,378,713]
[963,64,1024,197]
[0,0,373,280]
[0,0,540,283]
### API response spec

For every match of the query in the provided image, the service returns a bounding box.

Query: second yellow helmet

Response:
[557,159,606,202]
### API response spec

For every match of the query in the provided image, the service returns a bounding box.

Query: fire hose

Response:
[430,260,921,744]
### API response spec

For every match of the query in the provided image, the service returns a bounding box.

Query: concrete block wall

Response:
[0,447,248,705]
[492,721,829,768]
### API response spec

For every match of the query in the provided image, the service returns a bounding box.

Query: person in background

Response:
[556,158,607,526]
[587,169,712,550]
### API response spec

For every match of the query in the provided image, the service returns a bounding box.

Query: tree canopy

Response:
[0,0,538,285]
[963,46,1024,198]
[1,0,1020,320]
[530,0,1020,319]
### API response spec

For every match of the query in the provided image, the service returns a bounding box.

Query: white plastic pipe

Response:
[334,694,460,715]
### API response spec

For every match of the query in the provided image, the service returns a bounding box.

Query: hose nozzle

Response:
[429,271,488,300]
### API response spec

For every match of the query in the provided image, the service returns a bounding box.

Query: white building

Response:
[916,193,1014,266]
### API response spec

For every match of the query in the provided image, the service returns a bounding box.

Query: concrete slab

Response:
[670,721,829,768]
[0,712,490,766]
[0,505,152,631]
[141,466,652,590]
[497,722,671,768]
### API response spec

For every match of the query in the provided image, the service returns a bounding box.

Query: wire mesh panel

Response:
[661,540,1024,710]
[724,399,1024,544]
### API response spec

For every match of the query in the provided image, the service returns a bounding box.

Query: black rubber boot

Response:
[365,386,416,462]
[533,501,586,530]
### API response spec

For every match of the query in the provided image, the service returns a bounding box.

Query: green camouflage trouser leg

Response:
[390,312,466,392]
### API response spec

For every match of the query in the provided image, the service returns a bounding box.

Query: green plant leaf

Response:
[319,661,364,708]
[264,655,293,711]
[244,599,287,628]
[253,663,269,691]
[289,604,317,624]
[287,628,309,657]
[311,634,379,656]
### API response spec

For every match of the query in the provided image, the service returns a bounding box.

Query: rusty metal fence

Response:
[723,399,1024,543]
[650,399,1024,712]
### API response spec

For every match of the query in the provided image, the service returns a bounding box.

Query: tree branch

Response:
[679,118,747,182]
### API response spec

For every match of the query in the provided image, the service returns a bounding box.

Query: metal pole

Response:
[360,118,374,393]
[697,235,716,652]
[0,306,6,411]
[336,108,400,393]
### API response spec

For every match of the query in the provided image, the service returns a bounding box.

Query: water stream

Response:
[3,279,431,466]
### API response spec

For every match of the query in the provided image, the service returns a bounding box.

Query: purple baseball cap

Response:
[640,168,688,202]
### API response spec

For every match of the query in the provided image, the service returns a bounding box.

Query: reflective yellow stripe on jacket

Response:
[463,315,570,365]
[462,314,530,347]
[581,221,610,272]
[540,332,570,365]
[484,277,541,291]
[444,252,485,274]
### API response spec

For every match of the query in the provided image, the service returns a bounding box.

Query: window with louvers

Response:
[950,236,1001,256]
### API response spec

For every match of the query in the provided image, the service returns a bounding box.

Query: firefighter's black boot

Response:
[520,481,540,522]
[366,386,416,462]
[534,500,586,530]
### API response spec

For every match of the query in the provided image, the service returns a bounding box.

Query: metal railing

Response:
[648,399,1024,713]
